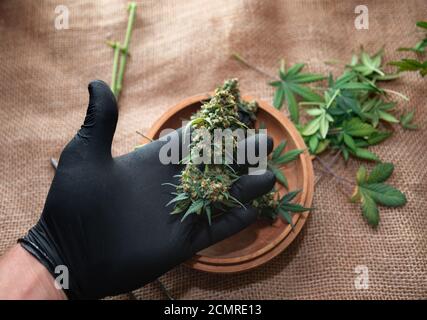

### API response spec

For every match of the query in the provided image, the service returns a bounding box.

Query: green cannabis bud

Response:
[166,79,309,226]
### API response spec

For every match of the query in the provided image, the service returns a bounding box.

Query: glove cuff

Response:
[18,222,79,300]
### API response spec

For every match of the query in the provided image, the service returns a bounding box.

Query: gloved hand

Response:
[19,80,275,299]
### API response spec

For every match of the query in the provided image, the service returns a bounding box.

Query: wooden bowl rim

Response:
[145,93,314,272]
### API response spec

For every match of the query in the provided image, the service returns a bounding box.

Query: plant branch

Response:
[326,89,340,109]
[115,2,138,98]
[136,130,153,142]
[382,88,410,101]
[316,166,354,197]
[156,279,174,300]
[315,152,354,192]
[314,150,341,186]
[108,41,121,96]
[231,53,276,80]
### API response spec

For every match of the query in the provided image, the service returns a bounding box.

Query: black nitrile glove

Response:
[19,80,275,299]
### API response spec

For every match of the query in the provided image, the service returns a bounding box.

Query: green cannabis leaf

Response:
[268,140,304,188]
[335,118,381,162]
[350,49,385,77]
[390,21,427,77]
[233,47,413,228]
[254,190,311,227]
[300,89,339,138]
[400,110,418,130]
[398,21,427,53]
[398,40,427,53]
[296,48,405,162]
[390,59,427,77]
[351,148,380,162]
[342,117,376,137]
[416,21,427,29]
[351,163,407,226]
[270,60,325,123]
[361,99,399,127]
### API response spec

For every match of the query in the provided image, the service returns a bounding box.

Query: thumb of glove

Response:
[60,80,118,165]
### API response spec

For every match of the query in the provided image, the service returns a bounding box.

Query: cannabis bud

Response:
[165,79,310,226]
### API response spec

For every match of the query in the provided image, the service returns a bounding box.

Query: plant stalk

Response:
[136,130,153,142]
[382,88,410,101]
[231,53,276,80]
[110,41,121,96]
[315,152,354,186]
[115,2,137,98]
[316,164,354,197]
[325,89,340,109]
[314,150,341,186]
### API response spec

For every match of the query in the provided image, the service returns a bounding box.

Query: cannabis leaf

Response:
[398,39,427,53]
[351,148,381,162]
[268,140,304,188]
[361,99,399,127]
[181,199,205,222]
[398,21,427,53]
[389,59,427,77]
[233,45,413,165]
[311,137,330,155]
[350,49,385,77]
[328,117,381,162]
[366,131,392,145]
[299,48,407,163]
[390,21,427,77]
[270,61,325,123]
[234,48,413,228]
[329,70,377,93]
[417,21,427,29]
[342,117,376,137]
[300,89,339,138]
[351,163,407,226]
[278,190,312,227]
[256,190,311,228]
[400,110,418,130]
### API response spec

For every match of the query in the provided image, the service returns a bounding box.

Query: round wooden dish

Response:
[145,94,314,273]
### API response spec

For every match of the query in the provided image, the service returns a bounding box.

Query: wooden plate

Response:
[145,94,314,273]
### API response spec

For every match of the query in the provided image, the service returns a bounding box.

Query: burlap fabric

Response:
[0,0,426,299]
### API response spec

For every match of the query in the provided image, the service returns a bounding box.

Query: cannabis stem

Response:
[382,88,409,101]
[136,130,153,142]
[231,53,276,80]
[314,150,341,186]
[116,2,137,98]
[315,153,354,189]
[108,2,137,98]
[316,166,354,197]
[109,41,121,95]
